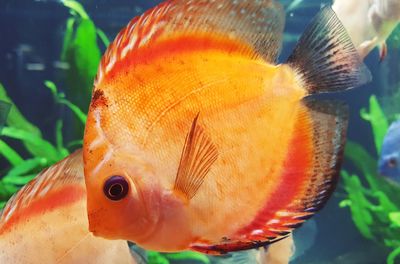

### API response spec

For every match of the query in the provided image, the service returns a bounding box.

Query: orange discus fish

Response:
[0,150,136,264]
[83,0,371,254]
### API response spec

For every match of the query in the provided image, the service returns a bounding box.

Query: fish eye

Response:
[388,158,397,168]
[103,176,129,201]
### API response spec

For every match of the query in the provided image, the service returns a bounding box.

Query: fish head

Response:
[83,93,162,242]
[378,152,400,182]
[378,120,400,183]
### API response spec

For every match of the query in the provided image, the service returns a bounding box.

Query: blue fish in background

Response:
[379,120,400,182]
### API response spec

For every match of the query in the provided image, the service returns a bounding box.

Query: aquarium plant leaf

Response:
[59,0,103,141]
[0,181,19,203]
[61,0,89,19]
[59,99,87,124]
[147,251,170,264]
[2,157,45,185]
[165,252,210,263]
[389,212,400,227]
[2,174,36,186]
[339,199,351,208]
[44,81,87,124]
[66,139,83,149]
[73,18,101,91]
[0,100,11,133]
[44,80,58,98]
[0,83,42,139]
[387,247,400,264]
[0,139,23,166]
[0,83,57,161]
[96,28,110,48]
[55,119,69,157]
[360,95,389,154]
[341,170,374,239]
[61,17,101,112]
[61,17,75,62]
[1,127,64,163]
[344,141,378,189]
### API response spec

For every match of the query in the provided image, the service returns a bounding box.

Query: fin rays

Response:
[287,6,371,94]
[174,114,218,201]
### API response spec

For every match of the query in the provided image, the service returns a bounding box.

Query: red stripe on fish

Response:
[190,113,314,254]
[0,150,84,234]
[235,115,313,237]
[0,185,85,234]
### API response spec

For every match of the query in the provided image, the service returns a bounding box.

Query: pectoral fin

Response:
[174,114,218,201]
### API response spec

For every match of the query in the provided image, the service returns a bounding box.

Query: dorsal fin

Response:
[0,149,83,229]
[97,0,285,83]
[174,114,218,201]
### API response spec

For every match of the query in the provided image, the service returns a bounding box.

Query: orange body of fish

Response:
[83,0,371,254]
[0,150,136,264]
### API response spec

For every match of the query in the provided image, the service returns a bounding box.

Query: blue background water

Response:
[0,0,397,263]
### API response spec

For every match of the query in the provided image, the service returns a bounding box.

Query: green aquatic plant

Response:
[340,95,400,264]
[0,82,86,207]
[60,0,109,139]
[147,251,210,264]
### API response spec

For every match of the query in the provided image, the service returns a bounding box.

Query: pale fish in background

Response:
[0,150,136,264]
[263,235,294,264]
[333,0,400,60]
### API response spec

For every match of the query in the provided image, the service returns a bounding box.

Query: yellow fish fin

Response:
[287,6,371,94]
[99,0,285,78]
[173,113,218,201]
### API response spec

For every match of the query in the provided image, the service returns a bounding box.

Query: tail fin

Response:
[287,6,371,94]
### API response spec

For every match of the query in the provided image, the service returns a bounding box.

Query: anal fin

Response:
[173,114,218,201]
